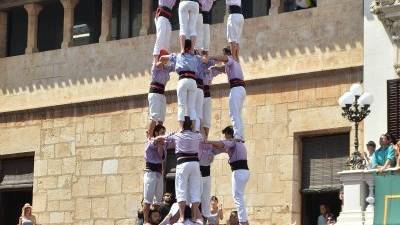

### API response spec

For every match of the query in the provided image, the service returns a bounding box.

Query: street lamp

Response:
[338,83,374,170]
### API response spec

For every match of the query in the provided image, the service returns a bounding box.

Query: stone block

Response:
[256,105,275,124]
[89,176,106,196]
[103,159,118,174]
[84,118,95,132]
[95,220,115,225]
[106,176,122,194]
[80,161,102,175]
[55,143,72,158]
[92,197,108,218]
[75,198,91,219]
[41,145,55,159]
[95,116,112,132]
[38,177,58,189]
[32,192,47,212]
[104,132,120,145]
[62,157,76,174]
[88,133,104,146]
[122,174,141,193]
[118,158,137,174]
[90,146,115,159]
[58,175,73,188]
[60,126,75,142]
[44,128,61,145]
[59,200,74,211]
[72,177,89,196]
[48,159,62,175]
[120,130,135,143]
[108,195,126,218]
[47,188,72,201]
[54,118,70,127]
[112,114,130,131]
[48,200,60,211]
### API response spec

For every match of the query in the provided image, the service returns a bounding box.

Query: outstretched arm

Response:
[209,65,225,76]
[206,140,225,149]
[209,54,228,63]
[159,55,172,65]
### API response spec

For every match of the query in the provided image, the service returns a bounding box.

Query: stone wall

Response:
[0,0,363,113]
[0,67,362,225]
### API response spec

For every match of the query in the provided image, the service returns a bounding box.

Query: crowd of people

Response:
[363,132,399,171]
[144,0,249,225]
[137,193,231,225]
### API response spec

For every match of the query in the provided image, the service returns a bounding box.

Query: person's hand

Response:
[377,166,385,173]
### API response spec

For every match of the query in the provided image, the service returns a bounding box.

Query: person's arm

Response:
[209,55,228,63]
[209,65,225,77]
[18,217,22,225]
[206,140,225,149]
[218,205,224,220]
[371,152,378,169]
[32,215,37,225]
[155,61,163,69]
[379,147,396,172]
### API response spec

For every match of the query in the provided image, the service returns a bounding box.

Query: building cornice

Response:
[371,0,400,75]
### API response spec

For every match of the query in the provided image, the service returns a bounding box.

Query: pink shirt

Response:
[199,0,215,11]
[226,0,241,6]
[199,143,214,166]
[225,56,244,80]
[166,131,203,154]
[222,140,247,163]
[159,0,176,9]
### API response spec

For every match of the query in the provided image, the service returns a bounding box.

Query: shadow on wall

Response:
[0,1,363,96]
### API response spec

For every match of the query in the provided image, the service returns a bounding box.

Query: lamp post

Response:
[338,83,374,170]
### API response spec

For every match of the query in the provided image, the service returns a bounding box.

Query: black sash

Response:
[178,71,196,80]
[146,162,163,173]
[196,78,204,89]
[202,11,212,24]
[203,85,211,97]
[229,78,246,88]
[229,160,249,171]
[149,82,165,94]
[229,5,242,14]
[200,165,211,177]
[156,6,173,22]
[176,152,199,165]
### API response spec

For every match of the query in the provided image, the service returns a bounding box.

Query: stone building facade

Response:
[0,0,363,225]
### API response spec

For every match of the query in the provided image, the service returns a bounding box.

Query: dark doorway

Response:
[302,191,342,225]
[301,133,349,225]
[73,0,101,45]
[0,189,32,225]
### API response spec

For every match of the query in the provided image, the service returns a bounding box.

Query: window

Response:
[282,0,317,12]
[0,156,34,225]
[301,133,348,225]
[7,6,27,57]
[73,0,101,46]
[110,0,143,39]
[387,79,400,141]
[38,1,63,52]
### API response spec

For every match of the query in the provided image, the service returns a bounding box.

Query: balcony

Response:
[336,168,400,225]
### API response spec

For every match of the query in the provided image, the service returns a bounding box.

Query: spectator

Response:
[395,140,400,168]
[208,196,223,225]
[295,0,316,10]
[159,203,180,225]
[18,203,37,225]
[317,204,327,225]
[363,141,376,168]
[326,214,336,225]
[149,208,161,225]
[371,133,396,172]
[160,192,174,220]
[227,211,239,225]
[137,199,144,225]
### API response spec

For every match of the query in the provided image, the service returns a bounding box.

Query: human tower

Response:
[143,1,249,225]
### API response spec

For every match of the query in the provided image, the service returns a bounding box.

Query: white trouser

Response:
[175,161,202,203]
[179,1,199,37]
[232,169,250,223]
[201,176,212,218]
[143,171,164,205]
[195,14,211,51]
[227,13,244,44]
[148,93,166,122]
[153,16,172,55]
[202,97,212,128]
[195,88,204,132]
[177,78,197,121]
[229,86,246,140]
